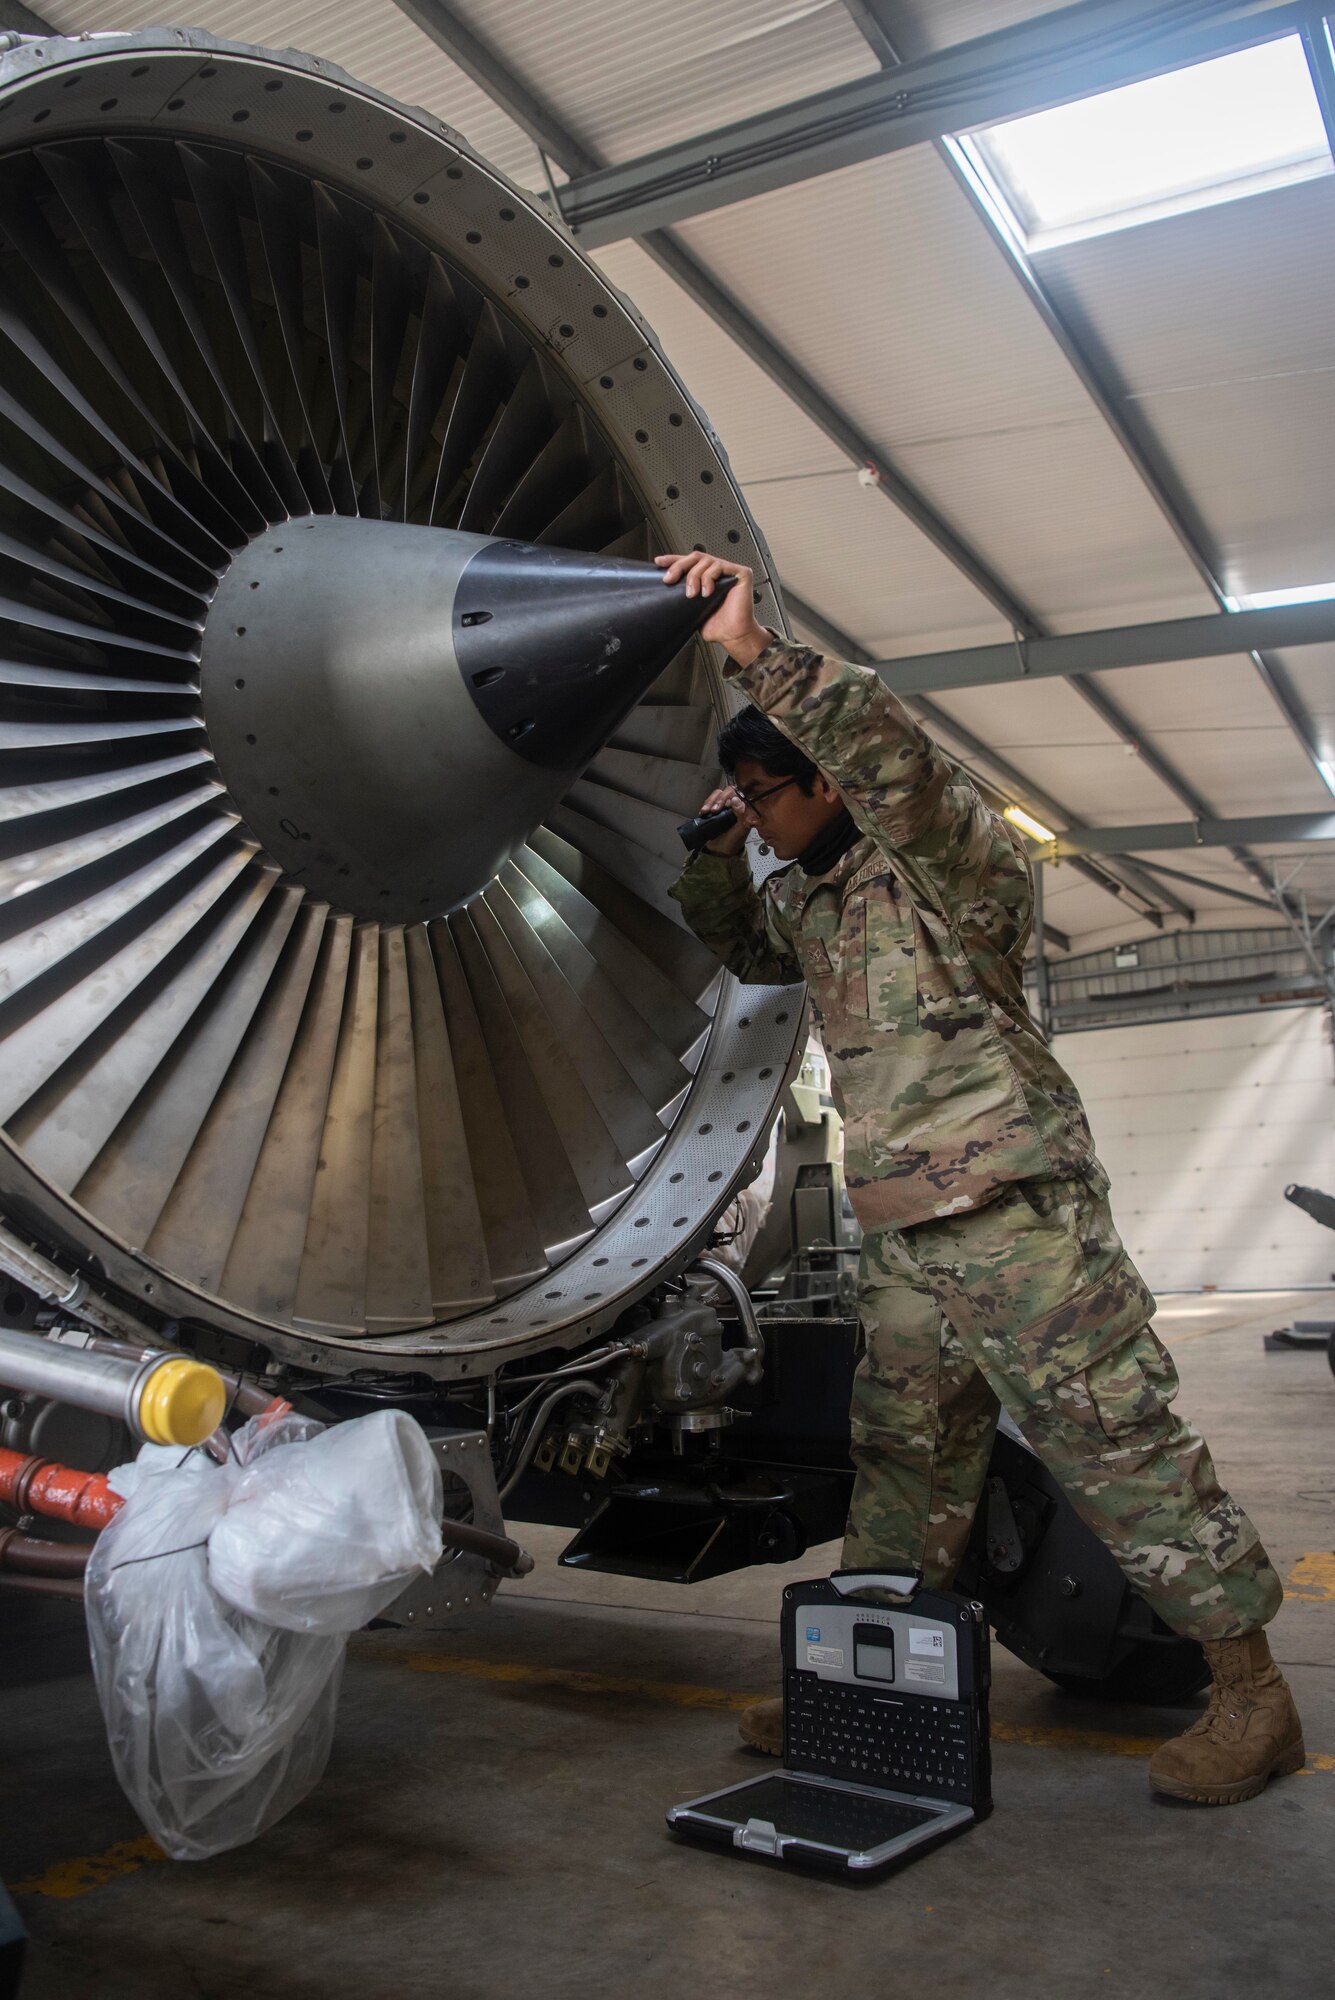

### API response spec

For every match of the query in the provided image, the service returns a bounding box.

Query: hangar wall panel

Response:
[1058,1006,1335,1291]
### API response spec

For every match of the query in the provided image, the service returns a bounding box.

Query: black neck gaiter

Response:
[798,807,860,877]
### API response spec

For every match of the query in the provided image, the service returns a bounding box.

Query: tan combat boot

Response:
[738,1695,783,1755]
[1149,1630,1305,1805]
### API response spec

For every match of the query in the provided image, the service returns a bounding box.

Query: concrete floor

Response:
[3,1289,1332,2000]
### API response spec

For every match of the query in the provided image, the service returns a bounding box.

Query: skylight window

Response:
[952,34,1333,252]
[1225,579,1335,611]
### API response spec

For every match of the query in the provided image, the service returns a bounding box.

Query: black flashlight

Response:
[677,805,738,853]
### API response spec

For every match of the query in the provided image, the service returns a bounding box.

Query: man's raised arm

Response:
[656,550,1001,910]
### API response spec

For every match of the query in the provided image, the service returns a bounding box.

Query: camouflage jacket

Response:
[670,641,1097,1232]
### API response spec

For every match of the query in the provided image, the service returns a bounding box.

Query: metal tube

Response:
[694,1256,765,1381]
[0,1326,160,1435]
[438,1517,533,1577]
[0,1570,84,1600]
[0,1221,160,1346]
[0,1326,225,1446]
[0,1527,90,1576]
[498,1379,603,1501]
[85,1335,285,1420]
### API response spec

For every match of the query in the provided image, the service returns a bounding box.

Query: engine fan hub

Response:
[201,517,721,921]
[203,518,544,920]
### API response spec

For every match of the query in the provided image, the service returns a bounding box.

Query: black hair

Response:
[716,704,818,793]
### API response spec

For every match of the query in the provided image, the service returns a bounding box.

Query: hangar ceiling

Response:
[17,0,1335,958]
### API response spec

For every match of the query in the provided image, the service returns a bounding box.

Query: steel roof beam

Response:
[557,0,1304,245]
[838,6,1289,913]
[936,140,1335,816]
[868,596,1335,695]
[837,3,1318,910]
[1124,855,1279,913]
[391,0,1039,635]
[1040,812,1335,855]
[785,587,1186,928]
[0,4,53,35]
[390,0,1222,927]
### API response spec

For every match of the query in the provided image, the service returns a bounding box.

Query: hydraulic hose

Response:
[0,1526,89,1575]
[0,1570,85,1600]
[498,1379,603,1501]
[438,1518,534,1576]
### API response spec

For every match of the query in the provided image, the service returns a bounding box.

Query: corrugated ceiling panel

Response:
[1214,846,1335,909]
[931,674,1177,768]
[445,0,878,164]
[1272,645,1335,760]
[893,415,1215,632]
[591,240,846,485]
[670,145,1214,628]
[990,743,1190,825]
[1040,176,1335,603]
[755,472,1005,653]
[591,243,1007,649]
[1139,730,1331,818]
[39,0,543,186]
[1085,655,1284,735]
[1039,878,1281,956]
[1080,656,1334,816]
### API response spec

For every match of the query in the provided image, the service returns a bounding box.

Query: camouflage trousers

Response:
[840,1170,1282,1642]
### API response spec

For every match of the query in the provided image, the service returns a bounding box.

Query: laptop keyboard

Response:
[720,1774,940,1851]
[786,1671,974,1798]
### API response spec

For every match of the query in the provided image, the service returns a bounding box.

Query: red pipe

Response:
[0,1376,293,1531]
[0,1447,122,1529]
[0,1526,90,1575]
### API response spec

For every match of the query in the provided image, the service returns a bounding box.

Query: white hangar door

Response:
[1056,1006,1335,1292]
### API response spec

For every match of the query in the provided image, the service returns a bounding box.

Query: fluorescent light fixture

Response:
[1317,760,1335,798]
[953,34,1333,252]
[1004,804,1057,844]
[1227,579,1335,611]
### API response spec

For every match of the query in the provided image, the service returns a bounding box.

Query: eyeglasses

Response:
[734,776,798,815]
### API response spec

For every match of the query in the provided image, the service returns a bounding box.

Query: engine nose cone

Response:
[455,539,733,769]
[200,517,721,919]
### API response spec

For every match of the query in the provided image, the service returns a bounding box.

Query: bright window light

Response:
[953,35,1333,251]
[1225,579,1335,611]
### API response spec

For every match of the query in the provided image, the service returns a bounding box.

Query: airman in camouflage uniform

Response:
[660,548,1303,1804]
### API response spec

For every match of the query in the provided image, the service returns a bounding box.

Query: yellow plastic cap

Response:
[137,1355,227,1447]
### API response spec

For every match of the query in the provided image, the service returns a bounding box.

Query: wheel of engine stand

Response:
[1042,1639,1210,1705]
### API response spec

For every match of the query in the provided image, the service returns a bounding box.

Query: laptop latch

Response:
[735,1817,782,1856]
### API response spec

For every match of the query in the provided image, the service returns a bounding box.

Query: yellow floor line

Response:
[1285,1553,1335,1603]
[10,1834,165,1901]
[15,1654,1331,1904]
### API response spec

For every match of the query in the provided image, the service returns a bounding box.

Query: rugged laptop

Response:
[668,1571,991,1878]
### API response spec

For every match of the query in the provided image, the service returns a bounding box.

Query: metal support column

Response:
[1033,858,1054,1041]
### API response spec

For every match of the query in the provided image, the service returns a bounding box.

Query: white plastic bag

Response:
[85,1410,443,1861]
[209,1408,443,1633]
